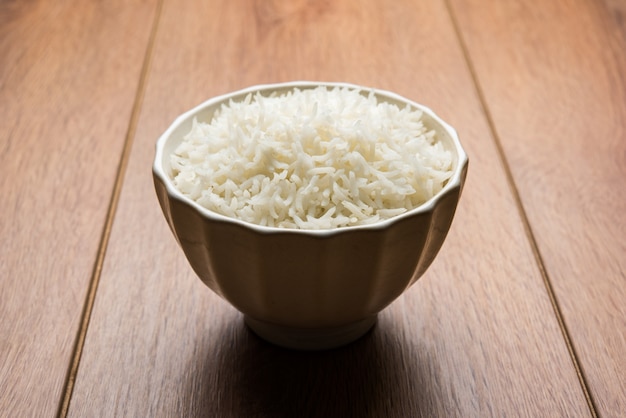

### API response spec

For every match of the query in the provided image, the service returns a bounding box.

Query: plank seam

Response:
[56,0,164,416]
[441,0,600,416]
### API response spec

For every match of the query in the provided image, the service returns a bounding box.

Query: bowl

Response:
[153,81,468,350]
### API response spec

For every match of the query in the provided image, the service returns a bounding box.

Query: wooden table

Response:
[2,0,625,416]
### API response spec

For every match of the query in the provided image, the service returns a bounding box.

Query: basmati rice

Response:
[170,86,453,229]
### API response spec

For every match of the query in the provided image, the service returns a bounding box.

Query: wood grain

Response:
[0,0,157,415]
[449,0,626,415]
[67,0,591,416]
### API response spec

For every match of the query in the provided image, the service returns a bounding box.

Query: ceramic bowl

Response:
[153,81,468,350]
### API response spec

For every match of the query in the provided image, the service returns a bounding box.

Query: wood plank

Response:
[449,0,626,415]
[68,0,590,416]
[0,0,157,415]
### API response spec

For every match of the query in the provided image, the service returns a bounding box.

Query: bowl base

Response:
[244,315,377,350]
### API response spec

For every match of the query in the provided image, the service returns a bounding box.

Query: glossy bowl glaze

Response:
[153,82,468,350]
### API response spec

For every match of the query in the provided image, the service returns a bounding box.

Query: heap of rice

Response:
[170,86,453,229]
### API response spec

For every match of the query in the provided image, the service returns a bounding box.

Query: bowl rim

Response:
[153,81,468,236]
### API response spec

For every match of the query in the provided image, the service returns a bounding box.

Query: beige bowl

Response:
[153,82,468,350]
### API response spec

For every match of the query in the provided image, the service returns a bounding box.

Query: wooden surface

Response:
[0,0,158,415]
[450,0,626,414]
[1,0,624,417]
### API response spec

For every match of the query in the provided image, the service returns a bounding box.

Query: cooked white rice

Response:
[170,86,453,229]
